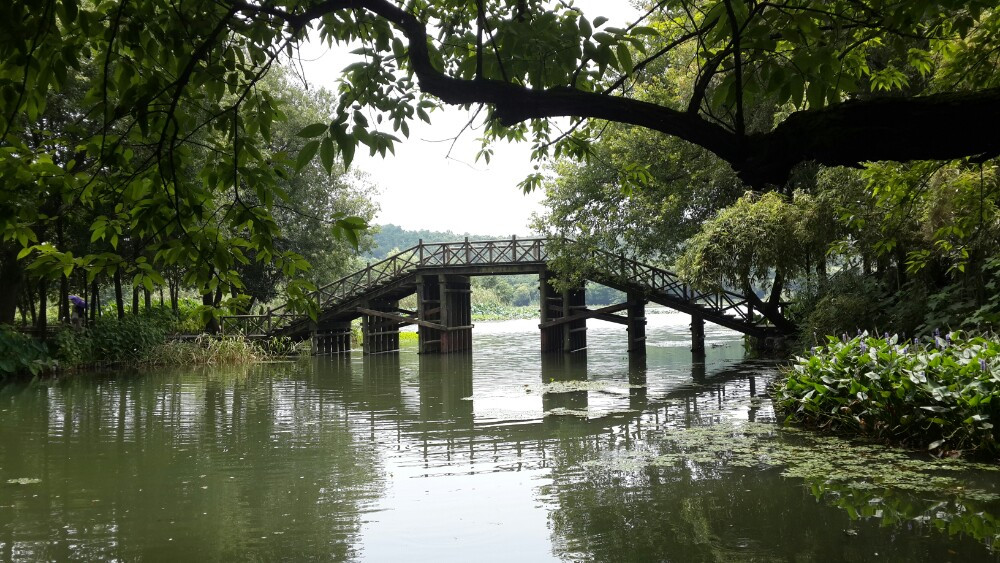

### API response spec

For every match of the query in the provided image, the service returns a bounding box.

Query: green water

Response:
[1,312,998,561]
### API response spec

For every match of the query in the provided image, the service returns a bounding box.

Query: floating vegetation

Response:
[6,477,42,485]
[533,380,646,395]
[583,420,999,498]
[545,408,590,417]
[544,407,641,419]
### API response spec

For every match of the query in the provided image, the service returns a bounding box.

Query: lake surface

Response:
[1,311,999,561]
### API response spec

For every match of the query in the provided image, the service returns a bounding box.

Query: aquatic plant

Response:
[774,331,1000,457]
[144,336,268,365]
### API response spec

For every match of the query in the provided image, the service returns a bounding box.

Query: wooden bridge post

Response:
[416,274,472,354]
[311,320,352,356]
[539,270,586,354]
[690,313,706,358]
[416,274,441,354]
[626,292,646,356]
[439,274,472,354]
[362,299,400,355]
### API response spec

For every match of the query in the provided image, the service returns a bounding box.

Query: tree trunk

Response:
[132,285,139,315]
[894,245,907,290]
[170,281,178,313]
[37,279,48,333]
[816,254,828,292]
[0,246,23,325]
[90,277,100,323]
[202,291,220,334]
[742,273,796,334]
[57,218,69,323]
[144,287,151,311]
[23,285,37,325]
[17,291,27,324]
[114,269,125,319]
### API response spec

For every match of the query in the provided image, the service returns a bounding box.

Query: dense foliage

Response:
[0,328,57,377]
[4,1,1000,328]
[775,331,1000,457]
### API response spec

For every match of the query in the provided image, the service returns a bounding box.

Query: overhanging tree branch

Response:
[232,0,1000,187]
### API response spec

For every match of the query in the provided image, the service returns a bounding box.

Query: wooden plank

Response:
[357,307,443,330]
[538,302,630,329]
[356,307,473,332]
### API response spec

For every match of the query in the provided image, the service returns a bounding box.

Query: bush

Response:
[775,330,1000,458]
[793,271,888,342]
[89,311,173,364]
[0,328,56,377]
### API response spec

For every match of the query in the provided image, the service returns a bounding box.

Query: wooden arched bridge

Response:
[220,238,788,356]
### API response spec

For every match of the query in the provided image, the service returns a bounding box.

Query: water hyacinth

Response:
[776,331,1000,458]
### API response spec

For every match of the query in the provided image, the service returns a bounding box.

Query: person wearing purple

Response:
[69,295,87,328]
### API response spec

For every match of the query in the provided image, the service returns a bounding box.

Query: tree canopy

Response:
[3,0,999,322]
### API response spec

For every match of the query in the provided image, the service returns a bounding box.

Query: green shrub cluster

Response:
[775,331,1000,457]
[53,309,175,367]
[0,328,57,377]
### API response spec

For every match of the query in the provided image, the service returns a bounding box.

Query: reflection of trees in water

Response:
[539,364,998,561]
[811,481,1000,550]
[0,365,384,561]
[547,462,999,561]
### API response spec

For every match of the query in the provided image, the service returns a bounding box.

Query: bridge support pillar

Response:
[362,299,400,355]
[539,271,587,353]
[312,320,352,356]
[416,274,472,354]
[626,292,646,356]
[690,313,706,358]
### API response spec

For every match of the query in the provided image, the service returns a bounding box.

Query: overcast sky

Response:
[294,2,640,236]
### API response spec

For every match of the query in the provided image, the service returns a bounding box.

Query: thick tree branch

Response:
[232,0,1000,188]
[744,88,1000,185]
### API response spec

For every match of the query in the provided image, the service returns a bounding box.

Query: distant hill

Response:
[368,224,507,259]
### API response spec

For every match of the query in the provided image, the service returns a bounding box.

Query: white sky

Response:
[294,2,640,236]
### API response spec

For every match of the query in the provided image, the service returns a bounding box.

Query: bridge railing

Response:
[585,247,765,328]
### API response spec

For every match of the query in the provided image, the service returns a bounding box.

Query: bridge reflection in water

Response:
[221,238,789,357]
[302,327,765,469]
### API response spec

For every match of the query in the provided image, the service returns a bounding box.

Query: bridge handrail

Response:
[583,246,765,327]
[220,237,776,336]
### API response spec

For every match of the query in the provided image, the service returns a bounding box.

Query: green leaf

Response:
[295,140,320,171]
[320,136,334,174]
[616,45,633,73]
[296,123,328,138]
